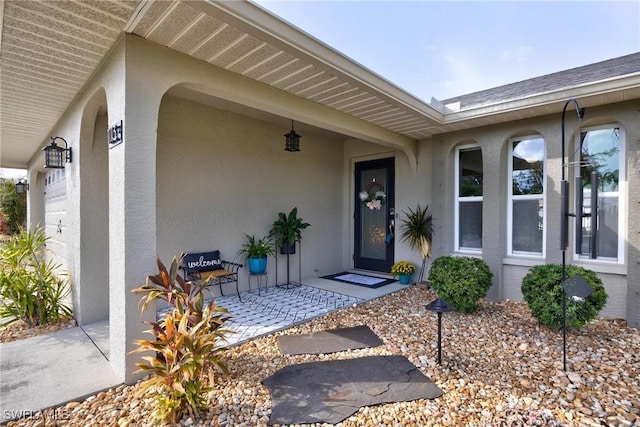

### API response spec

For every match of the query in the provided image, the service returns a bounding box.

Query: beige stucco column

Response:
[624,114,640,329]
[544,124,564,265]
[107,38,163,383]
[479,134,506,301]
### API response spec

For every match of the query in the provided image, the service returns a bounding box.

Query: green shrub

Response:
[132,256,231,425]
[0,226,72,327]
[521,264,608,329]
[0,179,26,234]
[428,256,493,313]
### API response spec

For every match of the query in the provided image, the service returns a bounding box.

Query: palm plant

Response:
[399,204,433,283]
[0,226,72,327]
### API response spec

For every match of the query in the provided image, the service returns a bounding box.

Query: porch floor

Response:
[87,276,405,355]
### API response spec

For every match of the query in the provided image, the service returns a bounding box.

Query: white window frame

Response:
[573,124,626,264]
[455,144,482,253]
[507,135,546,257]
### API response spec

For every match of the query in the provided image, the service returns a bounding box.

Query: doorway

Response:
[354,157,395,272]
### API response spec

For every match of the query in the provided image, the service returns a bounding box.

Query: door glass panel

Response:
[360,168,387,260]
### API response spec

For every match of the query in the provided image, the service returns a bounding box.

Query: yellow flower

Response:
[391,261,416,276]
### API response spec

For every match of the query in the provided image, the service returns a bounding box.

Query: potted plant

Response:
[399,204,433,285]
[237,234,275,274]
[391,260,416,285]
[269,207,310,254]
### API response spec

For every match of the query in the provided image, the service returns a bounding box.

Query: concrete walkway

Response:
[0,323,119,423]
[0,274,404,423]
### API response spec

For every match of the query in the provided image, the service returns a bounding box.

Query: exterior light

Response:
[284,120,300,152]
[15,179,29,194]
[43,137,72,168]
[425,297,454,365]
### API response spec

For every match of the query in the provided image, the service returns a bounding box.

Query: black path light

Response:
[43,137,72,168]
[284,120,300,152]
[425,297,454,365]
[15,179,29,194]
[562,274,594,371]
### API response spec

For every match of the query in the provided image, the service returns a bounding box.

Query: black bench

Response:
[179,251,243,301]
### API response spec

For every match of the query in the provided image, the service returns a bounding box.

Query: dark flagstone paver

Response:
[277,325,384,355]
[262,355,443,425]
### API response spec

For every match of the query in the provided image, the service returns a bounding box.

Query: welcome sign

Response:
[183,251,223,272]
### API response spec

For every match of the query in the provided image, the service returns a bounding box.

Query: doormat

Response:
[320,272,396,288]
[263,355,443,425]
[277,325,383,355]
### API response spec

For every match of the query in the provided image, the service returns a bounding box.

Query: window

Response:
[575,125,624,262]
[508,136,545,256]
[455,145,482,251]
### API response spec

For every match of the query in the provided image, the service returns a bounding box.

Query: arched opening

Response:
[76,89,110,332]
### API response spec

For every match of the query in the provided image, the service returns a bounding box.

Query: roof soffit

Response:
[2,0,640,169]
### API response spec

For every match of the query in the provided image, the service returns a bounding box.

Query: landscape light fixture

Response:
[15,179,29,194]
[284,120,300,152]
[43,137,72,168]
[425,297,454,365]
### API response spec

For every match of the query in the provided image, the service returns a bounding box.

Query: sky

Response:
[3,1,638,179]
[256,0,640,103]
[0,168,26,180]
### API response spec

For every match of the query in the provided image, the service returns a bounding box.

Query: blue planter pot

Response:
[398,274,411,285]
[248,256,267,274]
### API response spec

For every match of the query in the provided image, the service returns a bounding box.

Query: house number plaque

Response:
[108,120,123,149]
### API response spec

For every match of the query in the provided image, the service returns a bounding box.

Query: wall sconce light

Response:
[43,137,72,168]
[15,179,29,194]
[284,120,301,152]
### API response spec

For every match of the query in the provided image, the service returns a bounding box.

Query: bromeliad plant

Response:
[132,256,231,425]
[0,226,72,327]
[391,260,416,276]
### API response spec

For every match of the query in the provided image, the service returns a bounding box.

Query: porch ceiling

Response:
[2,0,640,169]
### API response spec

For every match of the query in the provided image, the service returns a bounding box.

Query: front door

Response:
[354,158,395,272]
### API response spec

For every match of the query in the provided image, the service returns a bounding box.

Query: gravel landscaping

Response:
[2,285,639,426]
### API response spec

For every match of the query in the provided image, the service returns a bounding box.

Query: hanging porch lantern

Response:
[284,120,301,152]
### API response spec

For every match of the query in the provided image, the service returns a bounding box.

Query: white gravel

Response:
[3,286,639,427]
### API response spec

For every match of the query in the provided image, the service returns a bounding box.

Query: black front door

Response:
[354,157,395,272]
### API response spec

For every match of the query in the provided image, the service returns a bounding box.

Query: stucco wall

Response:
[430,100,640,322]
[156,95,345,289]
[76,111,110,324]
